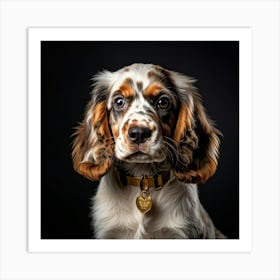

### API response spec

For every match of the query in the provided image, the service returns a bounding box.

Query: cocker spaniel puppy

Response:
[72,63,224,239]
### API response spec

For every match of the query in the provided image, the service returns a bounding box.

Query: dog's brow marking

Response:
[144,83,163,97]
[119,80,135,98]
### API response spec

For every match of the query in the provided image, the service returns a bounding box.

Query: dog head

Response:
[72,63,220,183]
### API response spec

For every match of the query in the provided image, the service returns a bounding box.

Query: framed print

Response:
[1,1,279,279]
[28,27,252,253]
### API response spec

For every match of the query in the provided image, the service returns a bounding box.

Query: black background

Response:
[41,41,239,239]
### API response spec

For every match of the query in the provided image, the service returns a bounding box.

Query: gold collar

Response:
[115,169,170,191]
[115,170,171,214]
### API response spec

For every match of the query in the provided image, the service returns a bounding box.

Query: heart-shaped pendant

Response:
[136,194,152,214]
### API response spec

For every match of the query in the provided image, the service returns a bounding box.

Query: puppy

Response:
[72,63,224,239]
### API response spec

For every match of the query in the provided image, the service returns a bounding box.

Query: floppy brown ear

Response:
[173,90,221,184]
[72,77,114,181]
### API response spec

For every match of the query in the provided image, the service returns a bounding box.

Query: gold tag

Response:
[136,194,152,214]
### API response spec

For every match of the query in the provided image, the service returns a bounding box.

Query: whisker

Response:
[162,137,184,167]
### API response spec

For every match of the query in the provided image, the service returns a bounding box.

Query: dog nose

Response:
[128,126,152,144]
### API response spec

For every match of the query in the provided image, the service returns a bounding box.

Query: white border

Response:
[28,27,252,253]
[1,1,279,279]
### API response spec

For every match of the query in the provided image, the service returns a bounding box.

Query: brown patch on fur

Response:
[153,65,164,71]
[173,102,193,141]
[78,159,112,181]
[92,102,107,128]
[72,121,88,172]
[147,70,163,83]
[119,79,135,98]
[95,102,111,139]
[165,113,176,137]
[72,99,114,181]
[72,119,112,181]
[151,65,166,77]
[187,158,217,184]
[144,83,163,97]
[161,123,172,136]
[137,81,143,91]
[172,94,220,184]
[110,121,119,139]
[149,66,179,98]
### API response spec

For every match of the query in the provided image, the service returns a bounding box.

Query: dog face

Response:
[72,63,220,183]
[107,65,179,164]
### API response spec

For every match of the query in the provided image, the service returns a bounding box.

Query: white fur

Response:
[92,169,217,239]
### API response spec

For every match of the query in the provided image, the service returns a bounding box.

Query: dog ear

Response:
[172,80,221,184]
[72,73,114,181]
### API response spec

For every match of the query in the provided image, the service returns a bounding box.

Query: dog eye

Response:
[156,97,171,110]
[113,97,126,111]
